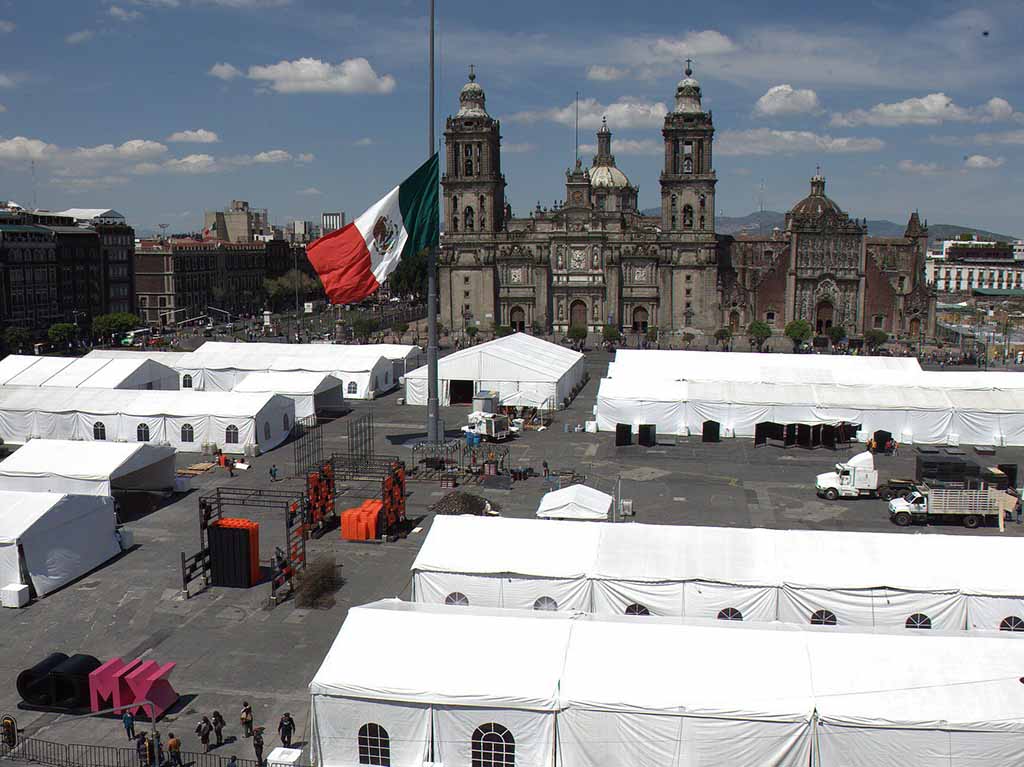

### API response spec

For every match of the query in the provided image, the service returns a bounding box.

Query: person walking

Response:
[196,716,213,753]
[892,440,899,456]
[277,713,295,748]
[122,711,136,740]
[227,757,238,767]
[211,710,226,747]
[135,735,148,767]
[269,464,279,482]
[240,701,254,738]
[166,733,182,767]
[252,728,264,766]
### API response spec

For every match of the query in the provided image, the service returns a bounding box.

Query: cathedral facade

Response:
[439,66,935,343]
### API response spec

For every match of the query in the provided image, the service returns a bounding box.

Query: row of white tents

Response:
[0,354,179,390]
[310,599,1024,767]
[596,350,1024,445]
[410,516,1024,632]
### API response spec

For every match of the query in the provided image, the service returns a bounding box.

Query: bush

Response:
[784,319,813,351]
[747,320,772,351]
[602,324,621,343]
[294,555,342,609]
[465,324,479,339]
[351,315,380,341]
[864,328,889,350]
[646,326,659,343]
[494,325,514,337]
[567,324,588,342]
[828,324,847,345]
[48,323,79,347]
[4,326,32,354]
[714,327,732,348]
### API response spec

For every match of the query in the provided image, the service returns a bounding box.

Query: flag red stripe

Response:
[307,221,380,304]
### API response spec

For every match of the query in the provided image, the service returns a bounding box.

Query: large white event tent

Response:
[536,484,612,520]
[310,599,1024,767]
[404,333,585,408]
[0,388,294,454]
[411,515,1024,632]
[597,349,1024,444]
[232,372,344,419]
[0,491,120,596]
[0,439,176,496]
[0,355,179,390]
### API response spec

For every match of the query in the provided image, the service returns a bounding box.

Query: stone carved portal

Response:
[815,301,834,335]
[570,300,588,329]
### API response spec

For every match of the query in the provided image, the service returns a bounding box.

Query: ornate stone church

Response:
[438,65,935,342]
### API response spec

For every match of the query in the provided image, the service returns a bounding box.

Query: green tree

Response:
[646,326,659,344]
[682,332,696,348]
[602,324,621,344]
[263,270,322,311]
[92,312,142,341]
[567,324,588,343]
[48,323,79,348]
[784,319,813,352]
[714,327,732,349]
[387,246,428,301]
[4,326,31,354]
[391,321,409,340]
[864,328,889,351]
[351,315,380,341]
[747,320,772,352]
[494,325,514,338]
[827,324,847,346]
[465,324,479,342]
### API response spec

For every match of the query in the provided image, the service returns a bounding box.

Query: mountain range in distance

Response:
[639,208,1019,243]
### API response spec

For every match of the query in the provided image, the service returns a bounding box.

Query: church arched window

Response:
[479,196,486,231]
[699,215,705,231]
[464,207,475,232]
[466,159,473,176]
[683,205,694,229]
[671,195,677,210]
[451,196,459,232]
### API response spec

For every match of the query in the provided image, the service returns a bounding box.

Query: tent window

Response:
[225,424,239,444]
[137,423,150,442]
[533,596,558,611]
[624,603,650,616]
[717,607,743,621]
[182,374,193,388]
[472,723,514,767]
[1000,616,1024,632]
[358,723,391,767]
[810,609,837,626]
[181,423,194,443]
[264,421,271,440]
[93,422,106,441]
[445,592,470,606]
[348,382,358,394]
[906,613,931,630]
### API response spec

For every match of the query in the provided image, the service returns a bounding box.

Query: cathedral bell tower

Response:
[442,66,506,235]
[660,60,716,236]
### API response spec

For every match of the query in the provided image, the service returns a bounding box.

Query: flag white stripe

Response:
[353,184,410,285]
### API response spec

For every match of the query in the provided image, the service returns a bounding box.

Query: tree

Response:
[784,319,813,352]
[567,324,588,344]
[48,323,79,348]
[387,246,428,301]
[827,324,847,346]
[4,326,31,354]
[682,332,696,348]
[263,270,322,311]
[351,315,380,341]
[864,328,889,351]
[602,324,621,344]
[92,312,142,341]
[494,325,514,338]
[646,326,659,344]
[391,321,409,340]
[747,320,772,352]
[714,327,732,349]
[465,324,479,342]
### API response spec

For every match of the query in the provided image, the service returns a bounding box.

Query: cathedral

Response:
[439,64,935,343]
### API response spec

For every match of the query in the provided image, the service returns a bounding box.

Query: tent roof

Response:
[311,600,1024,731]
[86,349,190,367]
[406,333,583,383]
[179,343,388,374]
[346,343,420,360]
[0,491,68,542]
[412,517,1024,596]
[947,388,1024,412]
[0,355,174,388]
[0,386,283,418]
[537,484,613,520]
[233,371,342,396]
[0,439,175,484]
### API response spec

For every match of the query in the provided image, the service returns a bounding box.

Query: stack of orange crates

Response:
[209,517,260,586]
[341,500,383,541]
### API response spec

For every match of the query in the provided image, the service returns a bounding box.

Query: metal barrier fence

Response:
[1,737,305,767]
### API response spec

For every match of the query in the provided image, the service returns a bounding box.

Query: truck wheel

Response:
[880,488,895,501]
[893,511,912,527]
[963,514,981,530]
[824,488,839,501]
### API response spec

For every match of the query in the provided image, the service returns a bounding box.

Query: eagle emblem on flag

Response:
[372,215,398,255]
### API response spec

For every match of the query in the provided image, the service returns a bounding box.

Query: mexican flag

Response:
[308,153,438,304]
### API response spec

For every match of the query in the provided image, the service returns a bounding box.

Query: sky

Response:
[1,0,1022,236]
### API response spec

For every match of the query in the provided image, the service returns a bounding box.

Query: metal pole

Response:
[294,247,300,343]
[426,0,440,443]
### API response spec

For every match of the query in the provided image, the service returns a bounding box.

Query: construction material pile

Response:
[431,491,500,517]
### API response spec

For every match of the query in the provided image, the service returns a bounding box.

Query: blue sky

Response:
[1,0,1022,236]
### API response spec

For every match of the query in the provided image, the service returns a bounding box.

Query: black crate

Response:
[208,525,252,588]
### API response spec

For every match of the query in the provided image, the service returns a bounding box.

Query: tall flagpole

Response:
[426,0,440,443]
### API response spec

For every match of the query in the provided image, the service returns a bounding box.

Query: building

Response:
[322,211,345,234]
[926,236,1024,294]
[134,237,289,325]
[55,209,135,314]
[288,220,319,244]
[202,200,272,243]
[439,65,935,342]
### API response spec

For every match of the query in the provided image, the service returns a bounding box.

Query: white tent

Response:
[0,491,120,596]
[404,333,585,408]
[0,355,178,390]
[412,516,1024,631]
[536,484,612,520]
[0,387,294,454]
[310,600,1024,767]
[0,439,176,496]
[232,372,344,419]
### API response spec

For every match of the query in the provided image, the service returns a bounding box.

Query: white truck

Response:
[815,451,916,501]
[462,411,511,442]
[888,484,1017,529]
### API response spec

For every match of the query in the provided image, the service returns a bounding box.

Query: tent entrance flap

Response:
[450,380,474,405]
[702,421,720,443]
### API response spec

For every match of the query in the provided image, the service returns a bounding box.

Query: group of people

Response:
[866,436,899,455]
[121,705,297,767]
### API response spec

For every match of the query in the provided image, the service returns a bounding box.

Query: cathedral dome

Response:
[790,174,844,220]
[674,60,703,114]
[456,65,488,118]
[589,165,631,188]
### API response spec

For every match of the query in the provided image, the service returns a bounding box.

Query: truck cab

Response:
[816,451,879,500]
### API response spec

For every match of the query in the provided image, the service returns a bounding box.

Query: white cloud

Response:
[975,129,1024,145]
[162,154,219,174]
[297,187,322,196]
[0,136,57,162]
[832,93,1016,127]
[0,20,14,33]
[502,143,536,153]
[109,5,142,21]
[167,128,220,143]
[580,139,662,155]
[716,128,885,156]
[65,30,94,45]
[650,30,737,58]
[195,0,291,6]
[964,154,1005,169]
[58,176,131,191]
[127,0,180,7]
[247,57,395,94]
[509,97,667,129]
[0,74,14,88]
[754,84,820,117]
[244,149,291,164]
[209,62,242,80]
[0,104,5,113]
[67,139,167,163]
[587,65,627,82]
[296,152,314,163]
[897,159,943,175]
[353,137,374,147]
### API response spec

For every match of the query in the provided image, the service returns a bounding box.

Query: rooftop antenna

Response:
[575,91,579,166]
[30,160,37,210]
[158,223,169,241]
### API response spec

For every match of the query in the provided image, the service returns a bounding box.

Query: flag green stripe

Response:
[398,153,439,260]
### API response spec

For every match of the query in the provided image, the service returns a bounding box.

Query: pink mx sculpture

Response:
[89,658,179,719]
